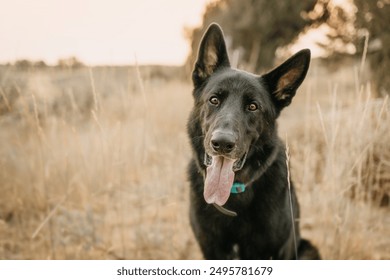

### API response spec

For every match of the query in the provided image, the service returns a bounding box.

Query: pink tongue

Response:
[204,156,235,206]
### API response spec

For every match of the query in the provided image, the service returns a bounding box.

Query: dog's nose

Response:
[211,133,236,154]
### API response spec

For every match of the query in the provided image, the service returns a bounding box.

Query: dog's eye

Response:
[248,103,258,111]
[209,96,220,106]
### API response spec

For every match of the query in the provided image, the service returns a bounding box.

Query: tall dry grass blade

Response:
[359,30,369,79]
[376,95,389,130]
[31,194,68,239]
[285,135,298,260]
[91,109,103,132]
[134,54,147,109]
[31,93,46,141]
[330,84,340,149]
[89,67,99,113]
[316,102,329,147]
[134,54,150,164]
[358,84,371,132]
[0,87,11,111]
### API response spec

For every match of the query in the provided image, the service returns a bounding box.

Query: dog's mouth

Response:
[204,152,247,172]
[203,152,247,207]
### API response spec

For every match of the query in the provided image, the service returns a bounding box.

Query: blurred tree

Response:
[311,0,355,55]
[317,0,389,96]
[185,0,328,72]
[186,0,389,96]
[57,56,84,69]
[354,0,389,96]
[33,60,47,68]
[14,59,34,70]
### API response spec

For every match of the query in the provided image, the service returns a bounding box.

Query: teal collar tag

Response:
[231,182,246,194]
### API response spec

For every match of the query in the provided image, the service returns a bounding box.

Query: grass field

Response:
[0,59,389,259]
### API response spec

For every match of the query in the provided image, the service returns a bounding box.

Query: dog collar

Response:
[213,182,245,217]
[231,182,246,194]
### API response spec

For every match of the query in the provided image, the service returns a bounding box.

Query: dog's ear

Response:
[262,49,311,110]
[193,23,230,87]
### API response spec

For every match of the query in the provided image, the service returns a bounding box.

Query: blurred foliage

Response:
[319,0,389,95]
[13,60,47,70]
[12,57,85,70]
[186,0,389,96]
[57,57,85,69]
[354,0,389,96]
[185,0,326,72]
[14,59,34,70]
[314,0,355,53]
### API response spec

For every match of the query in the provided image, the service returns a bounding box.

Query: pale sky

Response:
[0,0,210,65]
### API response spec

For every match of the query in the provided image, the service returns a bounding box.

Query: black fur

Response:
[187,23,320,260]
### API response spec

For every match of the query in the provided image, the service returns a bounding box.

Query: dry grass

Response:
[0,60,388,260]
[282,60,390,259]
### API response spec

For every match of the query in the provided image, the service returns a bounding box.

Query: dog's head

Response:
[191,23,310,206]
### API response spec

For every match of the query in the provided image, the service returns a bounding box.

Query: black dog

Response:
[187,23,320,259]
